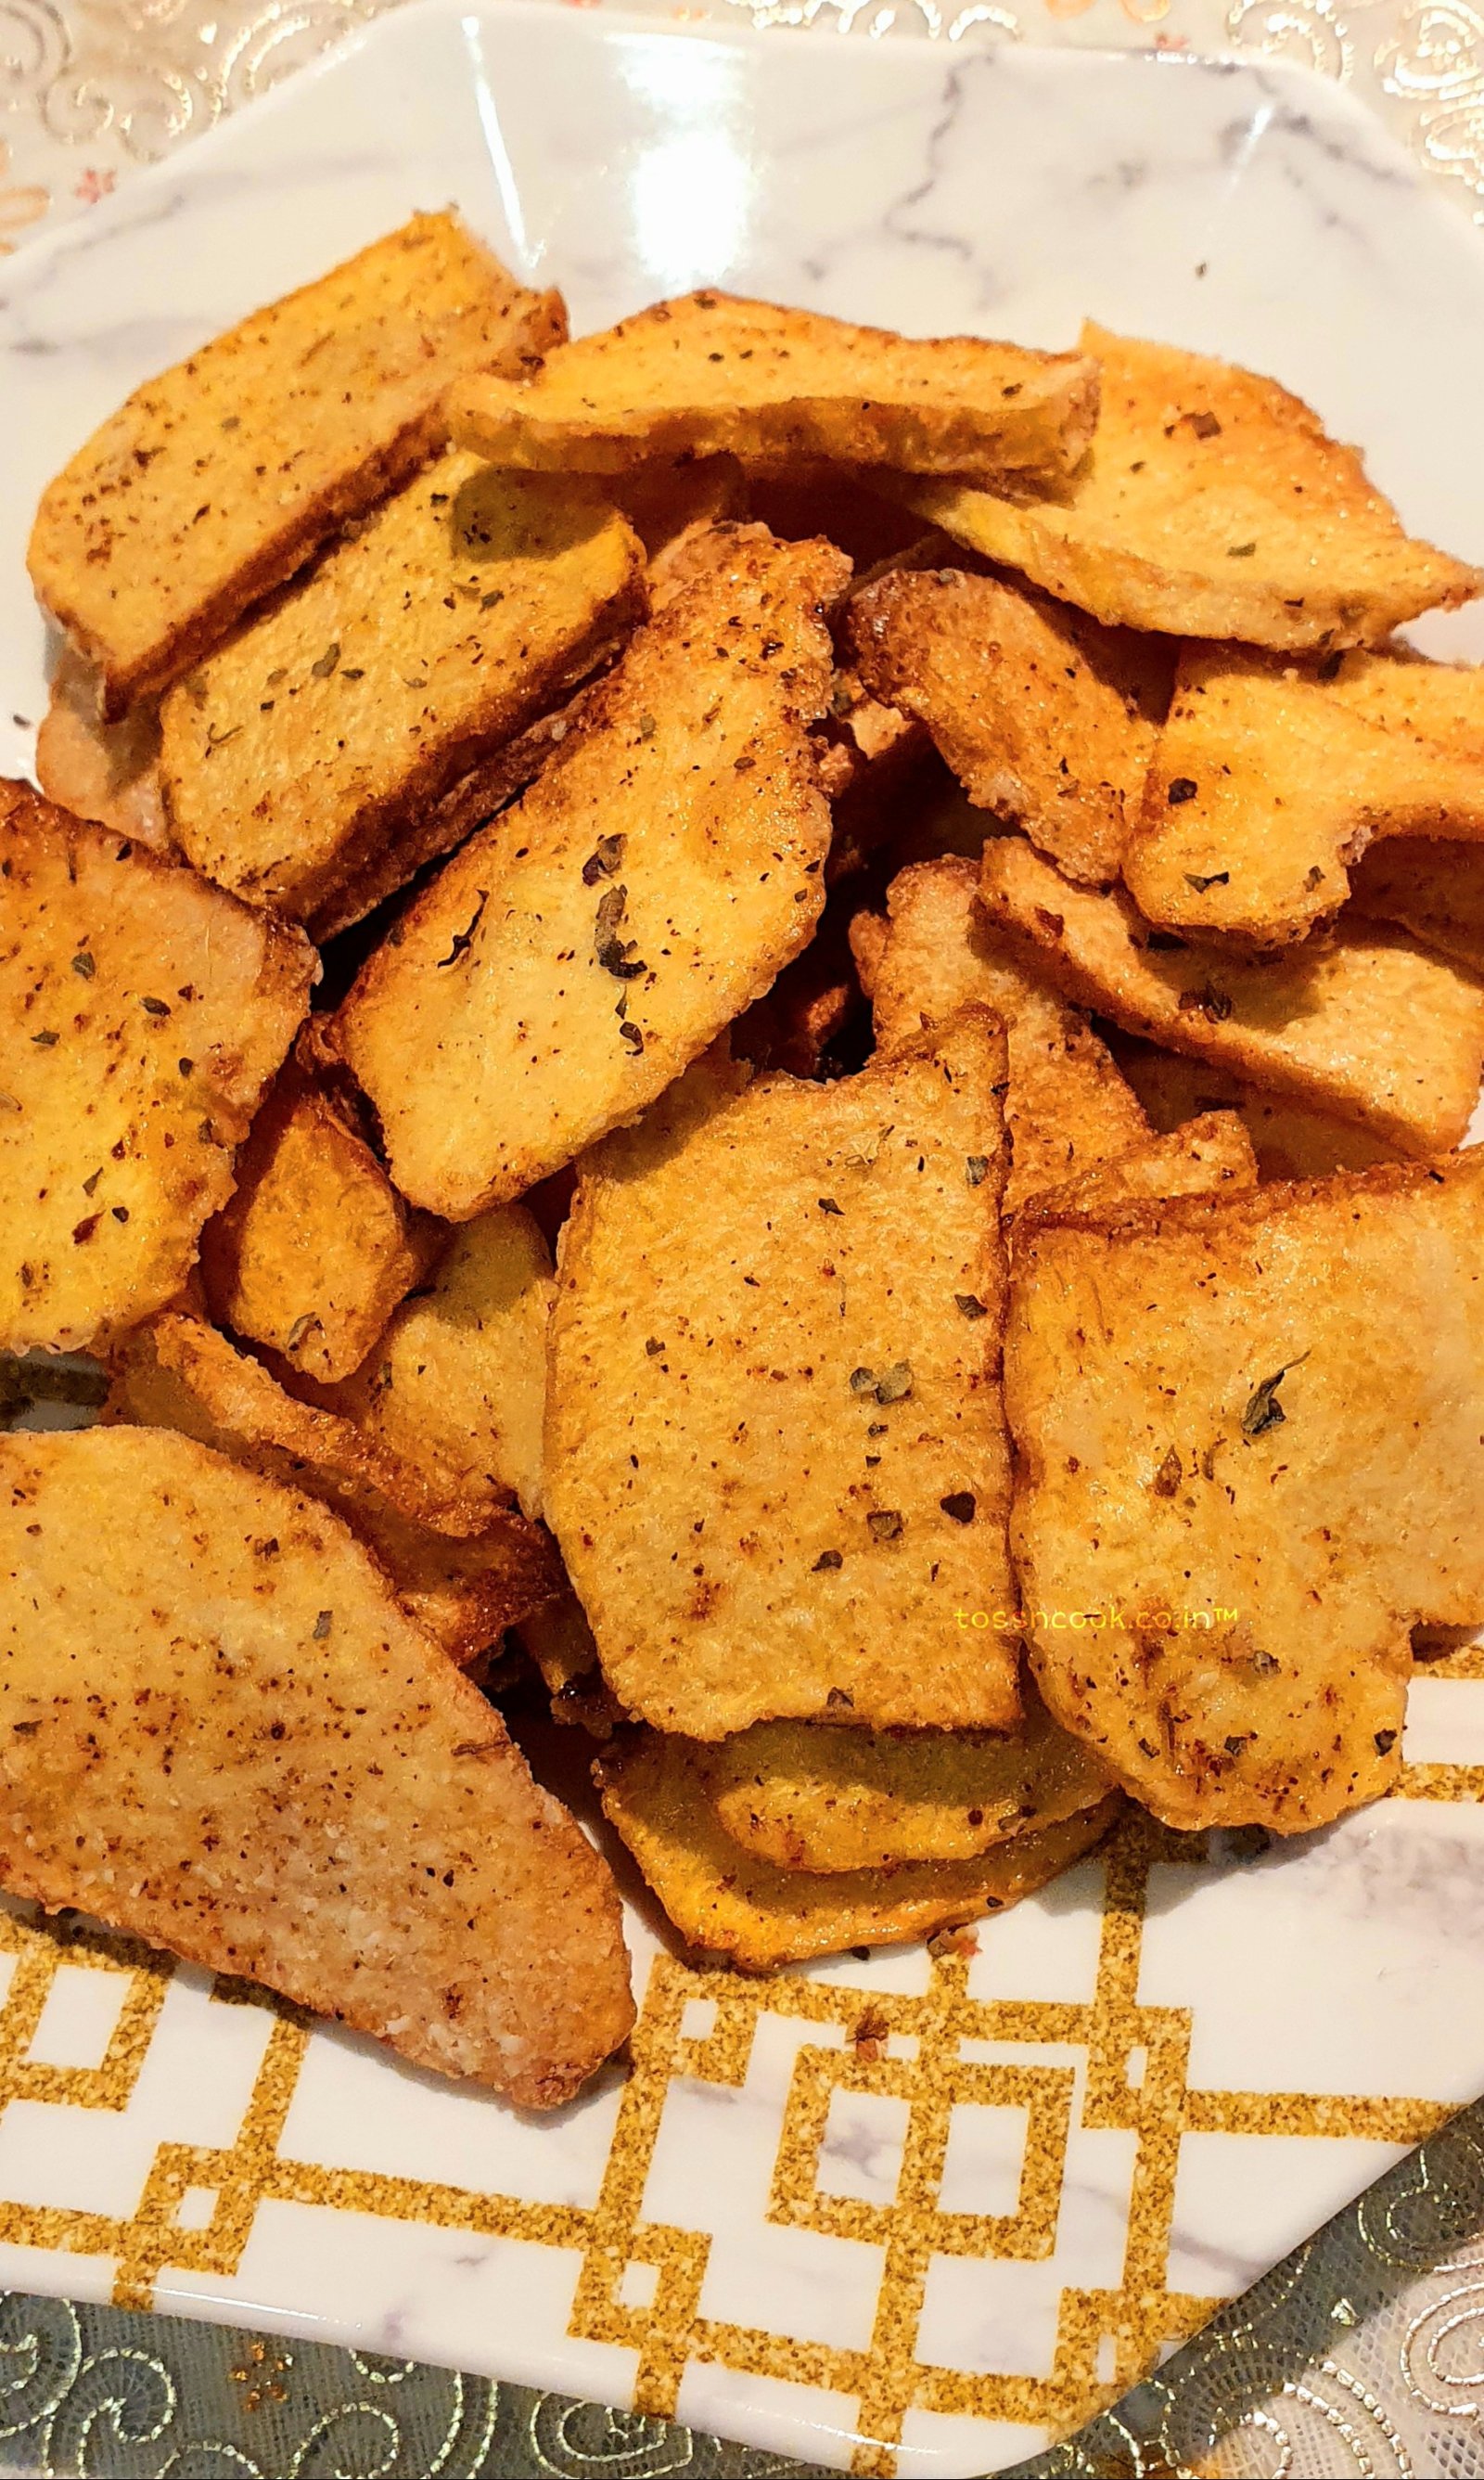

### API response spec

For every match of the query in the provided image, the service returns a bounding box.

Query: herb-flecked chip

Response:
[0,1425,631,2102]
[0,783,313,1355]
[1020,1110,1257,1226]
[1107,1034,1399,1179]
[546,1011,1017,1739]
[1350,838,1484,979]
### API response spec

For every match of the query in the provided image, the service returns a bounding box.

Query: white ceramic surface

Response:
[4,10,1484,2474]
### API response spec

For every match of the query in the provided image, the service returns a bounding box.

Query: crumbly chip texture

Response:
[0,1425,631,2101]
[1022,1111,1257,1225]
[160,452,644,934]
[1006,1153,1484,1831]
[29,213,568,715]
[323,1203,554,1524]
[0,783,314,1355]
[596,1729,1120,1969]
[903,323,1480,652]
[35,651,169,853]
[198,1069,439,1385]
[1124,644,1484,947]
[330,529,847,1217]
[870,857,1148,1210]
[1350,838,1484,978]
[1105,1035,1397,1179]
[979,837,1484,1158]
[850,569,1171,885]
[449,290,1098,482]
[546,1015,1017,1739]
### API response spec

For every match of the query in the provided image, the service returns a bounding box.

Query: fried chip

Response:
[0,784,314,1355]
[1329,640,1484,756]
[869,857,1149,1209]
[596,1729,1120,1969]
[1107,1034,1399,1178]
[1006,1151,1484,1831]
[330,530,847,1216]
[903,323,1479,652]
[979,837,1484,1157]
[160,453,644,935]
[0,1424,631,2101]
[1022,1111,1257,1224]
[198,1068,439,1385]
[108,1310,560,1664]
[547,1014,1015,1738]
[517,1595,622,1737]
[323,1203,554,1523]
[30,213,567,715]
[1124,645,1484,946]
[35,650,169,853]
[450,291,1098,483]
[850,568,1171,884]
[1350,838,1484,977]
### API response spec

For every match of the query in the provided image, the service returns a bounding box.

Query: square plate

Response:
[5,7,1484,2473]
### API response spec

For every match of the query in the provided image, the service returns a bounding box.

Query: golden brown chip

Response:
[869,857,1149,1210]
[30,214,567,715]
[0,783,313,1356]
[596,1728,1120,1969]
[612,455,748,558]
[1350,838,1484,978]
[35,650,169,853]
[979,837,1484,1158]
[450,291,1098,483]
[744,460,940,571]
[517,1595,622,1737]
[329,529,846,1217]
[1124,645,1484,946]
[1107,1034,1400,1178]
[850,568,1171,884]
[1329,640,1484,756]
[0,1424,630,2102]
[1006,1152,1484,1831]
[1022,1111,1257,1224]
[159,453,644,935]
[547,1014,1015,1739]
[903,323,1479,652]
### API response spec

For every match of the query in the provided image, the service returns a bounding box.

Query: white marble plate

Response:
[4,9,1484,2474]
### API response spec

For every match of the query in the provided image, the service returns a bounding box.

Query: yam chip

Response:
[0,1424,630,2101]
[904,323,1479,652]
[1007,1150,1484,1831]
[518,1595,622,1737]
[35,650,169,853]
[450,291,1098,482]
[330,530,846,1217]
[1107,1034,1398,1178]
[546,1014,1017,1739]
[30,213,567,714]
[1350,838,1484,978]
[596,1729,1120,1970]
[979,837,1484,1157]
[1023,1111,1257,1225]
[0,784,313,1355]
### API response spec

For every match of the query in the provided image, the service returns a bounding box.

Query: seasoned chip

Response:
[869,857,1148,1209]
[904,323,1479,651]
[613,456,748,573]
[546,1013,1017,1738]
[0,784,313,1355]
[108,1310,559,1664]
[1350,837,1484,980]
[35,650,169,852]
[160,454,644,935]
[745,459,941,570]
[1329,640,1484,756]
[0,1425,631,2101]
[1107,1034,1399,1178]
[1124,645,1484,946]
[198,1068,439,1385]
[450,291,1098,482]
[323,1203,553,1523]
[979,837,1484,1157]
[330,530,847,1217]
[596,1729,1121,1969]
[1023,1111,1257,1224]
[850,568,1171,884]
[1006,1152,1484,1831]
[517,1595,622,1737]
[30,213,567,714]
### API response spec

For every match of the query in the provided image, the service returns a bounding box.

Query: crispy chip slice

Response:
[596,1729,1120,1969]
[330,530,847,1217]
[323,1203,554,1523]
[35,651,169,853]
[198,1068,439,1385]
[450,292,1098,483]
[1007,1152,1484,1831]
[869,857,1148,1210]
[546,1014,1016,1739]
[1350,838,1484,977]
[30,214,567,715]
[1124,645,1484,946]
[0,1424,630,2101]
[850,569,1171,884]
[1329,641,1484,756]
[979,837,1484,1157]
[160,454,644,935]
[108,1310,559,1663]
[0,784,313,1355]
[903,323,1479,652]
[1107,1034,1399,1178]
[1023,1112,1257,1224]
[517,1595,622,1737]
